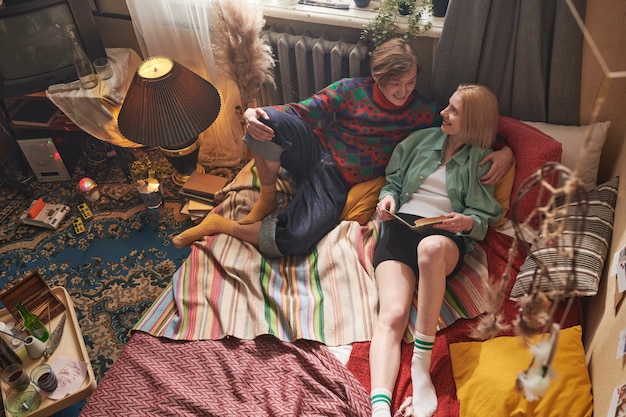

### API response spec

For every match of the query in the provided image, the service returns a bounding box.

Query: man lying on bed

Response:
[172,38,513,255]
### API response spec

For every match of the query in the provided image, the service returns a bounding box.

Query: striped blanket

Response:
[134,161,490,345]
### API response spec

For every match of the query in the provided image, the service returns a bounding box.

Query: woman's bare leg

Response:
[408,236,459,417]
[370,261,416,417]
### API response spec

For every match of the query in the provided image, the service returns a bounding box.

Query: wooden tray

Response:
[0,270,65,326]
[1,287,97,417]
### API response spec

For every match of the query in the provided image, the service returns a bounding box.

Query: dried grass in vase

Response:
[210,1,275,109]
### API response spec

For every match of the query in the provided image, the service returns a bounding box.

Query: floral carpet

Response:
[0,143,240,391]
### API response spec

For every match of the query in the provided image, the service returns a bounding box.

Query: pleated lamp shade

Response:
[118,56,221,150]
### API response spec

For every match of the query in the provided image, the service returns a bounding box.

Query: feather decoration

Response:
[514,291,553,340]
[210,1,275,109]
[515,323,560,401]
[471,265,510,340]
[516,366,556,402]
[471,239,517,340]
[471,311,509,341]
[529,339,553,369]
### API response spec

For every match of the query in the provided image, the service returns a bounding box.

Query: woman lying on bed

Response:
[172,40,513,254]
[370,84,503,417]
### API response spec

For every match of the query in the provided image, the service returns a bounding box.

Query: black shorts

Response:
[373,212,466,278]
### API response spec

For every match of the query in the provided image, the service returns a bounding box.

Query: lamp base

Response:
[159,139,202,186]
[171,165,205,186]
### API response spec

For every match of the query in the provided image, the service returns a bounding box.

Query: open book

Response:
[385,209,446,233]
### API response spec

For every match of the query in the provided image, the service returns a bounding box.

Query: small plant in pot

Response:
[361,0,432,50]
[129,154,169,208]
[398,0,414,15]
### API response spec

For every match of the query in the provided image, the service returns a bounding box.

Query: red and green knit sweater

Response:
[267,77,441,186]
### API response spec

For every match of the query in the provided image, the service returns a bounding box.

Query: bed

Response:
[79,116,615,416]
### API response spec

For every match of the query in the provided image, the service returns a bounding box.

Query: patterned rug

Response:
[0,142,240,386]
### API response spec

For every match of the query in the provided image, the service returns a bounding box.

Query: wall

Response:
[91,0,141,57]
[579,0,626,415]
[94,15,141,58]
[92,1,626,414]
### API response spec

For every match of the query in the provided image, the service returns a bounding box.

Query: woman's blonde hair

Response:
[455,84,499,148]
[370,38,421,87]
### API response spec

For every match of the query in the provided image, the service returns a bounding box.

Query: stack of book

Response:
[180,199,215,221]
[179,172,228,221]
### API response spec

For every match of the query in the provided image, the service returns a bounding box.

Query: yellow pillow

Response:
[340,176,386,225]
[492,159,516,229]
[450,325,592,417]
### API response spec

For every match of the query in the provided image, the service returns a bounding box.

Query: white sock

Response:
[410,331,437,417]
[371,387,392,417]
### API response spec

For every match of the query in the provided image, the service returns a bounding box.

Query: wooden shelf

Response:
[4,95,80,132]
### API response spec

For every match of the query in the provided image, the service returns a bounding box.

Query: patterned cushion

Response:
[510,177,619,298]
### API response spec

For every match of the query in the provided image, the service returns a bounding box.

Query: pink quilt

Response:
[80,331,371,417]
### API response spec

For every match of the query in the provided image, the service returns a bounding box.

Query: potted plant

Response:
[361,0,433,50]
[129,154,169,208]
[398,0,414,15]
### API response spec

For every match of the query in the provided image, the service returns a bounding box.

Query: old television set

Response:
[0,0,106,98]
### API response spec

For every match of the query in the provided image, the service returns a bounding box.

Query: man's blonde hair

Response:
[455,84,499,148]
[370,38,421,87]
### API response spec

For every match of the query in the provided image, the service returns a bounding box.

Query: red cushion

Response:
[497,116,562,229]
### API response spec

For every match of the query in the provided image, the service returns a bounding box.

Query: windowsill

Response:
[250,0,444,38]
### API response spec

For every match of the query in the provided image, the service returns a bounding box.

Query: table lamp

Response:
[118,56,221,185]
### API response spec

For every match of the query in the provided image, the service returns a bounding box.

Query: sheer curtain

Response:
[432,0,586,125]
[125,0,247,167]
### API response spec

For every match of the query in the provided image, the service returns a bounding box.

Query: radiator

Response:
[260,28,370,105]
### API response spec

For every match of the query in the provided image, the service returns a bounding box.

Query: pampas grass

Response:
[210,1,275,109]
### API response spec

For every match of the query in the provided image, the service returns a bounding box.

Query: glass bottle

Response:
[16,303,49,342]
[68,29,98,89]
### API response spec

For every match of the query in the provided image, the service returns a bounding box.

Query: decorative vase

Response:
[354,0,371,7]
[432,0,449,17]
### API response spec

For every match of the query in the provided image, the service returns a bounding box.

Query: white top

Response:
[398,165,453,217]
